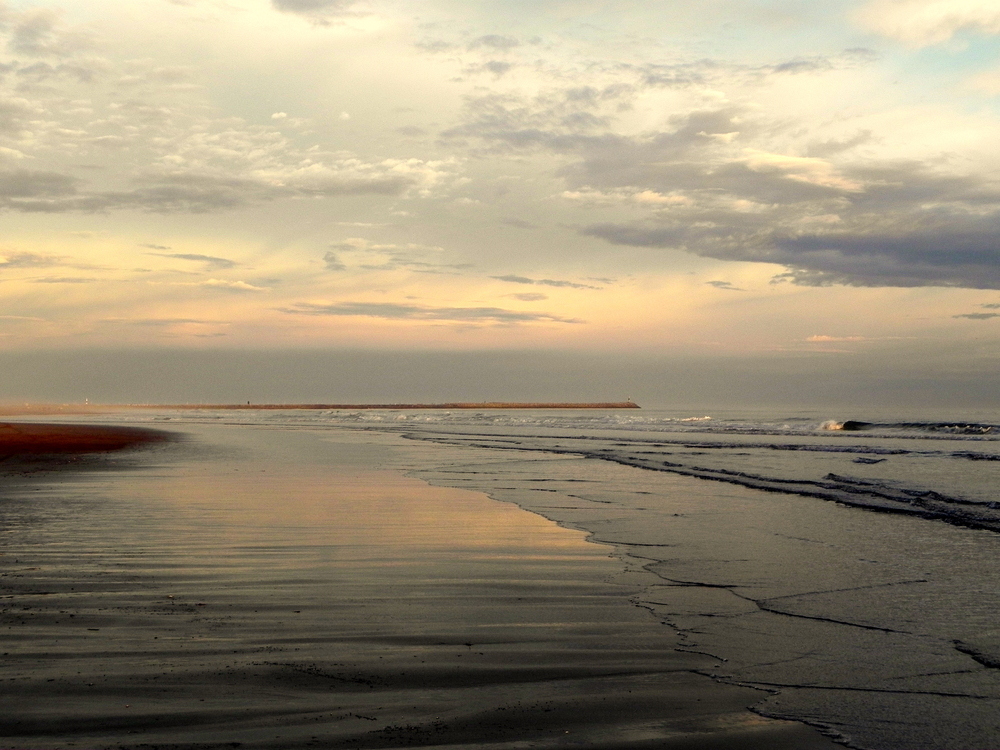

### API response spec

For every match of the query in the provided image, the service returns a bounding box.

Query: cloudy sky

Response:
[3,0,1000,404]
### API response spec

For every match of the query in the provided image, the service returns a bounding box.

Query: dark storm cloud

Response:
[954,313,1000,320]
[491,274,601,290]
[278,301,582,324]
[587,221,1000,289]
[767,229,1000,288]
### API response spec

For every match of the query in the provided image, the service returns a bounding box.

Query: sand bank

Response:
[0,421,839,749]
[0,422,170,457]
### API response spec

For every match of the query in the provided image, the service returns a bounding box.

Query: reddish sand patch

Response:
[0,422,170,457]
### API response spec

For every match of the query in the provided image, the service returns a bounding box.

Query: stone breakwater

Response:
[118,401,641,410]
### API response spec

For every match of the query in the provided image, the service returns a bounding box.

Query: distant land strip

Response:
[121,401,640,410]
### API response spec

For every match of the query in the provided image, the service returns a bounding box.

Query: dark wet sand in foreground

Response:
[0,421,841,748]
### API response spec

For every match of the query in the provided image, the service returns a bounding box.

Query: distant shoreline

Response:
[121,401,641,410]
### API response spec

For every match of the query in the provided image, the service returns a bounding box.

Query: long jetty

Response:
[123,401,640,410]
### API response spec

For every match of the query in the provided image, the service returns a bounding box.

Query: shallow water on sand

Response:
[399,430,1000,750]
[0,422,837,749]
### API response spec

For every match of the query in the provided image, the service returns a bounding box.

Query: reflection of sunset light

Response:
[135,442,592,557]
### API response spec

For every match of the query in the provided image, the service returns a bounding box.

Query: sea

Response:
[10,405,1000,749]
[137,404,1000,531]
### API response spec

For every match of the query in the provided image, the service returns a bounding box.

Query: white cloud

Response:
[0,5,462,216]
[853,0,1000,46]
[965,68,1000,94]
[165,279,271,292]
[740,149,865,192]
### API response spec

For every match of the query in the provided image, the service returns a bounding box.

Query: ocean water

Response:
[29,406,1000,748]
[138,405,1000,532]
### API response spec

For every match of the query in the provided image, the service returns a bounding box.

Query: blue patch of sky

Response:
[879,36,1000,112]
[909,36,1000,76]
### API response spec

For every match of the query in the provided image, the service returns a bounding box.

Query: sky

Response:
[3,0,1000,407]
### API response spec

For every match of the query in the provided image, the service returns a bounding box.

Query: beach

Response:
[0,417,840,749]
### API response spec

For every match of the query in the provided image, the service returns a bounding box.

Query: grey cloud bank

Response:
[442,66,1000,288]
[4,347,1000,410]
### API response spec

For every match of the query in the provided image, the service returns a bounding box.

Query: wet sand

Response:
[0,421,841,749]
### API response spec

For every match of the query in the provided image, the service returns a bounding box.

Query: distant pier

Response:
[122,401,641,410]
